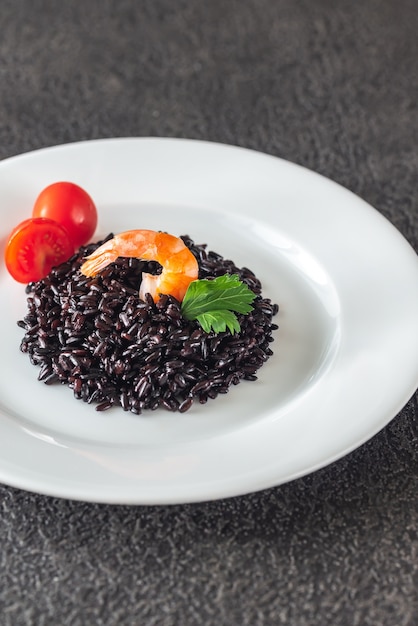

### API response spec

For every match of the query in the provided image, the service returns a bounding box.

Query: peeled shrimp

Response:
[80,230,199,302]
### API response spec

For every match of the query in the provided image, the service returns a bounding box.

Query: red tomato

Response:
[32,182,97,248]
[4,217,75,283]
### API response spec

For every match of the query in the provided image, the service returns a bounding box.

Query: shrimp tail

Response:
[80,240,119,277]
[139,273,159,301]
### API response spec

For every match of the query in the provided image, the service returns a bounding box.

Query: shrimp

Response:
[80,230,199,302]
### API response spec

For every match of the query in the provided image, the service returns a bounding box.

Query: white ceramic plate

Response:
[0,138,417,504]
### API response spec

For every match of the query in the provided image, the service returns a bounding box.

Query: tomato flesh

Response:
[32,181,97,248]
[4,217,75,283]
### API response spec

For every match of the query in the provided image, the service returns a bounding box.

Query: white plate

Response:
[0,138,417,504]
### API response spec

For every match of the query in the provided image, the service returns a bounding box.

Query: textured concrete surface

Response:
[0,1,417,624]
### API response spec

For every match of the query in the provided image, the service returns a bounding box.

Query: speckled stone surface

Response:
[0,1,417,625]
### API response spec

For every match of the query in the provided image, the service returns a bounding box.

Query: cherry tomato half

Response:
[4,217,75,283]
[32,181,97,248]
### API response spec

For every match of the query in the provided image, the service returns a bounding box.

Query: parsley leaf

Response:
[196,310,241,334]
[181,274,256,334]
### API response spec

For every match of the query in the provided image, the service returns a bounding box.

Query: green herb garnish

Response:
[181,274,256,334]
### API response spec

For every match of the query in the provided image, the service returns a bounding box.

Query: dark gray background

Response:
[1,1,417,625]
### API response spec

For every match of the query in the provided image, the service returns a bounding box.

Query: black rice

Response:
[18,235,279,413]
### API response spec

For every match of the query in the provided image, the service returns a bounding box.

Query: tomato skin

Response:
[4,217,75,283]
[32,182,97,248]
